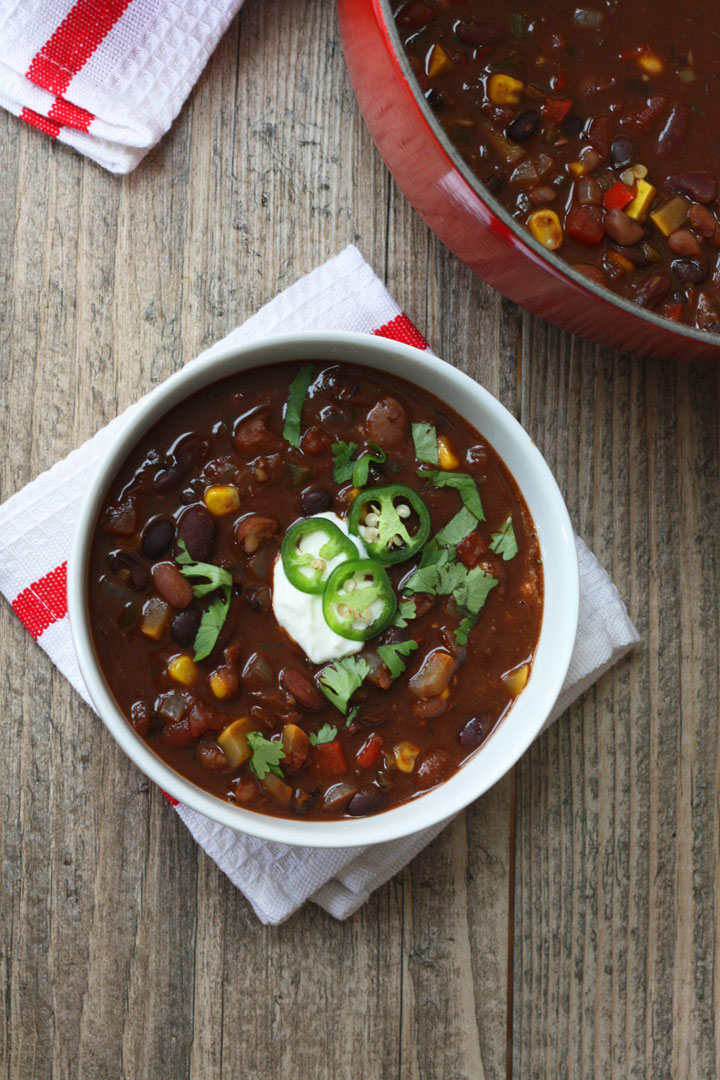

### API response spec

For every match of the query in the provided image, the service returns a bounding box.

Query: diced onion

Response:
[573,7,603,28]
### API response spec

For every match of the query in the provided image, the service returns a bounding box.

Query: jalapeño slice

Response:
[322,559,397,641]
[280,517,357,594]
[348,484,431,565]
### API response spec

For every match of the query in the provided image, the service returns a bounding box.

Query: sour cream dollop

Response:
[272,511,368,664]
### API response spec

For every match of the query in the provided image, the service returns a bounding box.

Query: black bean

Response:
[171,607,202,647]
[174,433,209,470]
[610,136,637,169]
[506,109,540,143]
[483,171,505,195]
[141,517,175,559]
[454,19,504,48]
[153,461,185,492]
[672,258,708,286]
[425,87,449,110]
[459,715,488,748]
[176,504,215,561]
[301,487,333,515]
[347,785,386,817]
[562,115,585,137]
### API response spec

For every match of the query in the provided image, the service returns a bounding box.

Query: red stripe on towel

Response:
[373,312,429,351]
[26,0,134,96]
[12,563,68,640]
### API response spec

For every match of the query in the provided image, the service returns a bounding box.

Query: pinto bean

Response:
[176,504,215,561]
[572,263,607,286]
[667,229,703,258]
[152,562,193,609]
[366,397,409,448]
[233,412,280,457]
[236,514,278,554]
[408,649,456,699]
[280,667,325,711]
[688,203,720,244]
[604,208,644,246]
[410,695,448,720]
[301,426,332,456]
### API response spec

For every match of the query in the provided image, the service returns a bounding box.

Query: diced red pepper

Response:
[312,740,347,777]
[456,530,486,568]
[540,97,572,125]
[552,71,568,93]
[604,180,635,210]
[661,302,684,322]
[565,204,605,245]
[356,734,384,770]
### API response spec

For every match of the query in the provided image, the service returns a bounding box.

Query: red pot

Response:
[337,0,720,361]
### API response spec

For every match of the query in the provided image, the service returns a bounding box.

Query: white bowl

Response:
[68,331,579,848]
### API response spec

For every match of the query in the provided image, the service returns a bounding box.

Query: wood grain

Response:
[1,0,719,1077]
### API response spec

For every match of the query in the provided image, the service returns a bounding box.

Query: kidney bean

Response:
[695,292,720,333]
[688,203,720,242]
[142,517,175,559]
[415,749,453,790]
[454,19,503,47]
[572,262,606,286]
[604,208,644,246]
[630,272,671,309]
[672,258,708,286]
[176,504,215,561]
[607,242,648,267]
[528,184,558,207]
[196,735,229,770]
[507,110,540,143]
[347,785,386,817]
[171,607,201,647]
[280,667,325,711]
[459,715,489,749]
[657,101,689,158]
[610,136,637,169]
[103,502,137,536]
[236,514,278,554]
[667,228,703,258]
[626,94,666,132]
[587,115,612,160]
[300,487,333,515]
[366,397,409,448]
[666,171,717,205]
[152,562,193,609]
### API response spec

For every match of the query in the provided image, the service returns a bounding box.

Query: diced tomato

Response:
[356,734,384,770]
[456,530,486,568]
[604,180,635,210]
[540,97,572,125]
[565,204,605,245]
[312,740,347,777]
[661,302,684,322]
[552,71,568,93]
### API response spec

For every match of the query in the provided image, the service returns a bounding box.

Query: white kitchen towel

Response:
[0,0,244,173]
[0,244,640,923]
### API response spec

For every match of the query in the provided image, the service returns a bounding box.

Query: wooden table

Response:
[2,2,719,1077]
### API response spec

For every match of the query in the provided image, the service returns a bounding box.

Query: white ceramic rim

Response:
[68,330,579,848]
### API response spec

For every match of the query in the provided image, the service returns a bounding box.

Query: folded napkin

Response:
[0,245,640,923]
[0,0,244,173]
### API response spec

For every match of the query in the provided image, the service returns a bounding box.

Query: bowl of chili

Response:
[68,331,579,847]
[337,0,720,360]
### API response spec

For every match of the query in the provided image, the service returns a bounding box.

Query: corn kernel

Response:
[625,179,656,223]
[394,740,420,773]
[440,686,451,701]
[204,484,241,517]
[218,718,253,767]
[348,487,361,505]
[436,435,460,470]
[426,43,454,79]
[527,209,563,251]
[607,250,634,274]
[210,669,237,700]
[568,161,584,178]
[637,49,663,76]
[168,654,198,686]
[487,73,524,106]
[502,663,530,697]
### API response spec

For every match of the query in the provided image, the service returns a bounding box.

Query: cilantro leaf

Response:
[419,469,485,521]
[490,515,519,561]
[404,551,497,625]
[411,422,439,465]
[392,600,417,628]
[283,364,314,448]
[454,566,498,614]
[318,656,370,713]
[309,723,338,746]
[377,639,419,680]
[331,440,385,487]
[192,588,231,661]
[345,705,359,727]
[175,540,233,660]
[247,732,285,780]
[434,506,479,546]
[454,614,477,647]
[331,440,359,484]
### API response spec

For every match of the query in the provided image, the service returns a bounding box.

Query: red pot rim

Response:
[370,0,720,352]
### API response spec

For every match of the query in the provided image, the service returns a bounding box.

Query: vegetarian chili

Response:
[394,0,720,332]
[89,361,543,820]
